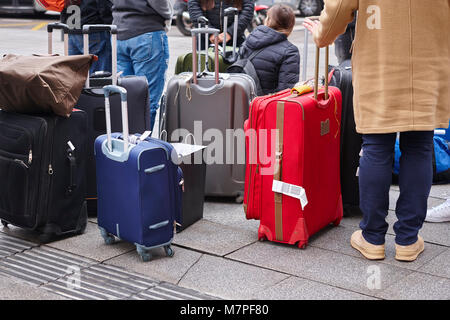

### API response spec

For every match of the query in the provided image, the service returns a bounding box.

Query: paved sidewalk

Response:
[1,184,449,300]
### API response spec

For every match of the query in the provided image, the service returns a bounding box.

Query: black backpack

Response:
[227,48,264,96]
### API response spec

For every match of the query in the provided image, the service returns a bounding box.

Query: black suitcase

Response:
[329,60,363,216]
[0,109,88,241]
[76,25,151,214]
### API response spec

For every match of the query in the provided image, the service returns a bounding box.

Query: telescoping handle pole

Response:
[47,23,69,56]
[82,25,118,88]
[196,16,210,74]
[191,27,220,85]
[223,7,239,62]
[103,85,129,153]
[302,16,328,100]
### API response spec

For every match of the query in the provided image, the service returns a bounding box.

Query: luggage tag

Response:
[129,131,152,144]
[272,180,308,210]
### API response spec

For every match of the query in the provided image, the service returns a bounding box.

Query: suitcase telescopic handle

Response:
[191,28,220,85]
[223,7,239,62]
[47,22,69,56]
[103,85,129,154]
[83,25,118,88]
[302,16,329,100]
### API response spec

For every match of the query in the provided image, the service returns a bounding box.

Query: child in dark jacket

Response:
[238,4,300,95]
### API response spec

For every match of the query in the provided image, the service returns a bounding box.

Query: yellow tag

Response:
[291,84,313,96]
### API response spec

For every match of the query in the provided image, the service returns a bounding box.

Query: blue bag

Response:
[95,85,183,262]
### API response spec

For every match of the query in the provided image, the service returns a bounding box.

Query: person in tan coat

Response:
[304,0,450,262]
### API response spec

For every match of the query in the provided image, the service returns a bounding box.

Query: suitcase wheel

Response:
[297,242,307,249]
[39,233,55,243]
[136,245,152,262]
[1,220,8,228]
[99,227,116,245]
[164,245,174,257]
[235,193,244,204]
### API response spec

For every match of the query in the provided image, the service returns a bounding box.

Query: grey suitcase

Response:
[160,27,256,201]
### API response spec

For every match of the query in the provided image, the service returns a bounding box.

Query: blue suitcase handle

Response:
[103,85,130,154]
[103,85,127,101]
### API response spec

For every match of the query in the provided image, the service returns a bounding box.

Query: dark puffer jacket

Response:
[61,0,113,34]
[239,25,300,95]
[188,0,254,47]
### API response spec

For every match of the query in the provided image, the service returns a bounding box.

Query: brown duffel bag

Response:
[0,53,96,117]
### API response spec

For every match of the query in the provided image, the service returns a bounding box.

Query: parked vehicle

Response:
[256,0,299,10]
[0,0,47,14]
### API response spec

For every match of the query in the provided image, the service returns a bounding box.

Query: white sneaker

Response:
[425,199,450,223]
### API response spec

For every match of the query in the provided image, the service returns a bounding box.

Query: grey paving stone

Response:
[388,189,444,211]
[0,274,67,300]
[309,225,448,271]
[47,222,135,262]
[173,219,257,256]
[418,248,450,279]
[252,276,376,300]
[203,201,260,232]
[428,184,450,200]
[340,208,450,247]
[226,241,412,296]
[178,254,289,300]
[376,272,450,300]
[105,245,202,284]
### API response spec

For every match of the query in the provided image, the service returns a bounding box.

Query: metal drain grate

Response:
[0,233,37,258]
[0,246,94,285]
[44,264,159,300]
[0,235,217,300]
[131,282,216,300]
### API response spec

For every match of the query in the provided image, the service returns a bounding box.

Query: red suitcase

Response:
[243,46,343,248]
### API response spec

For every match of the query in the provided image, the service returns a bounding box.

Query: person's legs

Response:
[116,38,134,77]
[69,32,112,74]
[87,31,112,73]
[358,133,397,245]
[68,33,83,56]
[128,31,169,131]
[394,131,434,245]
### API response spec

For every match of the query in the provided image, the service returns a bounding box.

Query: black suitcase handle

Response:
[82,25,118,35]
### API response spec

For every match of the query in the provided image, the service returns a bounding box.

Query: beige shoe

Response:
[350,230,385,260]
[395,236,425,262]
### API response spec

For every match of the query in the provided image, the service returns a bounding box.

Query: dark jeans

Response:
[68,32,112,74]
[359,131,434,246]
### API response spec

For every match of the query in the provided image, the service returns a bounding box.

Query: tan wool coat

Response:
[313,0,450,134]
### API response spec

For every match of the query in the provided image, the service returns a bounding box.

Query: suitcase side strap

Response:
[273,101,285,242]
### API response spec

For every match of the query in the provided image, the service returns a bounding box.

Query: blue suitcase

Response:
[95,85,183,262]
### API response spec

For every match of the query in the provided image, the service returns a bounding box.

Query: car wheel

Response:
[299,0,323,17]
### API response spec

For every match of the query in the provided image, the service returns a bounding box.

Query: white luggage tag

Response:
[272,180,308,210]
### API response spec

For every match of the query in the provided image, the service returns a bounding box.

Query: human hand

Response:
[303,18,320,36]
[218,32,231,44]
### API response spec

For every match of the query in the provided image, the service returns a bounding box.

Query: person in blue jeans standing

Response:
[61,0,113,73]
[112,0,173,131]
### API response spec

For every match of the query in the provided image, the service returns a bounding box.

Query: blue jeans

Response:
[116,31,169,131]
[359,131,434,246]
[69,32,112,74]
